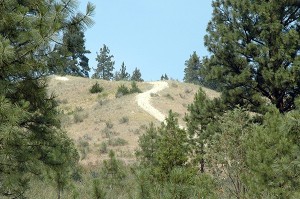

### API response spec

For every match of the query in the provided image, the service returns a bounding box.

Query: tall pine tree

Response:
[204,0,300,113]
[48,24,91,77]
[131,67,144,82]
[114,62,130,81]
[0,0,94,197]
[93,44,115,80]
[183,52,201,84]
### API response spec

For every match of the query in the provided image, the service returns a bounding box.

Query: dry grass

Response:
[151,80,220,127]
[47,76,158,165]
[47,76,220,165]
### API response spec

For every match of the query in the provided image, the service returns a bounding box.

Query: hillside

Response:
[47,75,219,165]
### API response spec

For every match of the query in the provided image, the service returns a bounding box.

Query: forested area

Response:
[1,0,300,198]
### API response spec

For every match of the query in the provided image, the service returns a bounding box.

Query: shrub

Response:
[105,120,114,129]
[130,81,142,93]
[115,84,130,98]
[90,82,104,94]
[119,116,129,124]
[164,93,174,100]
[74,112,85,123]
[116,82,142,98]
[108,137,128,146]
[99,142,108,154]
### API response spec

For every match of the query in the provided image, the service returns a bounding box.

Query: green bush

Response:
[115,84,130,98]
[74,112,85,123]
[116,82,142,98]
[119,116,129,124]
[164,93,174,100]
[90,82,104,94]
[99,142,108,154]
[130,81,142,93]
[108,137,128,146]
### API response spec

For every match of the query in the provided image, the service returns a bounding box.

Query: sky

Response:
[78,1,213,81]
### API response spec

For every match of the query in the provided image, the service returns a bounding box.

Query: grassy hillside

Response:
[47,75,219,165]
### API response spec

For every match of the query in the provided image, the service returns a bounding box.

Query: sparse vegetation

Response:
[171,82,178,88]
[99,142,108,154]
[164,93,174,100]
[115,82,142,98]
[119,116,129,124]
[108,137,128,146]
[115,84,130,98]
[90,82,104,93]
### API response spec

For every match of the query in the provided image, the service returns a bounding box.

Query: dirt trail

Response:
[136,81,169,123]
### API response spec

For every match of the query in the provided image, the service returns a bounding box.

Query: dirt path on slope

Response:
[136,81,169,123]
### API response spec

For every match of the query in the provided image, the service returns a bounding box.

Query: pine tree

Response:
[131,67,144,82]
[207,108,251,198]
[114,62,130,81]
[183,52,201,84]
[184,88,225,173]
[48,24,91,77]
[136,123,159,167]
[244,107,300,197]
[93,44,115,80]
[204,0,300,113]
[160,74,169,80]
[156,111,189,178]
[0,0,94,197]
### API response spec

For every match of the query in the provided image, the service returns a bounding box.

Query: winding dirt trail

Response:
[136,81,169,123]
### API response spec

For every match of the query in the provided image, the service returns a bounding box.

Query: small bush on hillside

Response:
[119,116,129,124]
[78,138,90,160]
[115,84,130,98]
[105,120,114,129]
[115,82,142,98]
[108,137,128,146]
[130,81,142,93]
[90,82,104,94]
[74,112,85,123]
[99,142,108,154]
[164,93,174,100]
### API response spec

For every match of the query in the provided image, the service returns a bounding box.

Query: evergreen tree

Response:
[164,74,169,80]
[183,52,201,84]
[245,107,300,198]
[0,0,94,197]
[48,24,91,77]
[204,0,300,113]
[156,111,189,178]
[207,108,251,198]
[184,88,225,173]
[160,74,169,80]
[131,67,144,82]
[93,44,115,80]
[114,62,130,81]
[136,123,159,167]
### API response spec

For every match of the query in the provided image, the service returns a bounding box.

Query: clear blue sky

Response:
[79,1,213,81]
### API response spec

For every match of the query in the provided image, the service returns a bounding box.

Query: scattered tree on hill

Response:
[0,0,94,197]
[204,0,300,113]
[160,74,169,80]
[93,44,115,80]
[114,62,130,81]
[131,67,144,82]
[48,24,91,77]
[183,52,201,84]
